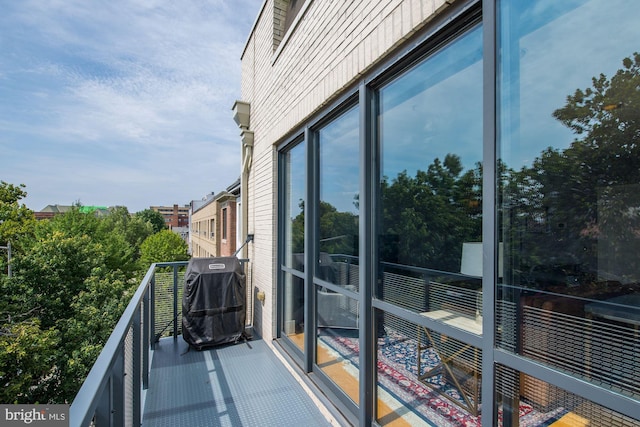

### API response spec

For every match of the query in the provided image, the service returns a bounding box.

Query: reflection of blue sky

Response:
[500,0,640,169]
[380,26,483,181]
[320,107,360,213]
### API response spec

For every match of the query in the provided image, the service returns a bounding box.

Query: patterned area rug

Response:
[319,329,568,427]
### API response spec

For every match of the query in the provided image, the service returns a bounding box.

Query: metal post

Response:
[482,1,498,425]
[358,82,375,426]
[150,273,156,349]
[111,347,125,427]
[132,308,142,427]
[143,287,150,389]
[173,265,179,339]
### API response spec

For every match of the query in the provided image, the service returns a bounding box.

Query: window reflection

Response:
[282,142,306,346]
[378,25,483,315]
[316,287,360,405]
[318,106,360,287]
[316,107,361,405]
[376,25,483,424]
[283,142,305,270]
[498,0,640,412]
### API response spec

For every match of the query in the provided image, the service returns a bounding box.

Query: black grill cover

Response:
[182,257,246,349]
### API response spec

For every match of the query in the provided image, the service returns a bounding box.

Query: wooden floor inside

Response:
[288,333,412,427]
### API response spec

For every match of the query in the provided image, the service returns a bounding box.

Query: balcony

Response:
[69,262,336,427]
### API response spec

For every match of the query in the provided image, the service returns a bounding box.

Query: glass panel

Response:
[283,141,306,271]
[318,106,360,287]
[282,141,306,350]
[316,285,360,404]
[378,25,483,328]
[498,0,640,401]
[496,364,640,427]
[376,312,482,426]
[283,271,305,350]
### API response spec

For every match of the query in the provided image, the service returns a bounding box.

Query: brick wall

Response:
[219,200,238,257]
[241,0,452,340]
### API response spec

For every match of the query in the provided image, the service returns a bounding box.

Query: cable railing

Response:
[69,261,188,427]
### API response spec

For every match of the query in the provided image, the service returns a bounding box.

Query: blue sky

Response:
[0,0,262,213]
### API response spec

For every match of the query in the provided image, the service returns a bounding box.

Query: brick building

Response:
[190,180,240,258]
[150,204,189,229]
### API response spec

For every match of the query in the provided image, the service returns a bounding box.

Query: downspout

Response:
[241,131,254,259]
[232,100,254,331]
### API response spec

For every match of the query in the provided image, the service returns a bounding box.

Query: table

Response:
[417,310,482,416]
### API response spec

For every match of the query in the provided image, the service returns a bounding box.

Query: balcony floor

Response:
[143,336,333,427]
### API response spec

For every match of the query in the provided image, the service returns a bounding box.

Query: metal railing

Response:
[69,261,188,427]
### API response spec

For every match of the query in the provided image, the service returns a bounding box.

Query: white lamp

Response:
[460,242,504,324]
[460,242,504,278]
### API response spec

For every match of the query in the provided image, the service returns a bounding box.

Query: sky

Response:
[0,0,263,213]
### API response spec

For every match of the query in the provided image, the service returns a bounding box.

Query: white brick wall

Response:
[240,0,452,341]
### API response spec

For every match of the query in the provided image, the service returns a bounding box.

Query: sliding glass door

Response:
[375,23,484,425]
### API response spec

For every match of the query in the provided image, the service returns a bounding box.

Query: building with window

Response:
[35,205,114,220]
[150,204,189,229]
[235,0,640,426]
[35,204,74,220]
[190,183,239,258]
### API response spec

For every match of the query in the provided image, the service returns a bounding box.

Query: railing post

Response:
[142,287,150,390]
[114,347,125,427]
[94,377,112,427]
[132,308,142,426]
[173,265,179,339]
[150,272,156,349]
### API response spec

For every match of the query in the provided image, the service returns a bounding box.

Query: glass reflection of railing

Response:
[328,253,481,288]
[326,254,482,332]
[498,283,640,401]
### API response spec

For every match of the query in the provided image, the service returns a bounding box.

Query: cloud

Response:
[0,0,261,212]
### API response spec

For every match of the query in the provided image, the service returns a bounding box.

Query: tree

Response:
[380,154,483,271]
[318,201,358,256]
[504,52,640,284]
[99,207,153,272]
[0,319,59,403]
[0,187,149,403]
[135,209,167,234]
[139,229,189,268]
[0,181,36,255]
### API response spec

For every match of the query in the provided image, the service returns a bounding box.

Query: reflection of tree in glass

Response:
[290,200,305,254]
[508,53,640,283]
[290,200,359,256]
[380,154,482,271]
[319,201,359,256]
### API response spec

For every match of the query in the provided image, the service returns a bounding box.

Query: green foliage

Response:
[13,232,102,328]
[0,319,60,403]
[290,201,305,254]
[102,206,153,247]
[516,52,640,277]
[139,229,189,267]
[135,209,167,234]
[318,202,358,256]
[0,181,36,254]
[0,190,149,403]
[59,270,134,399]
[380,154,482,270]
